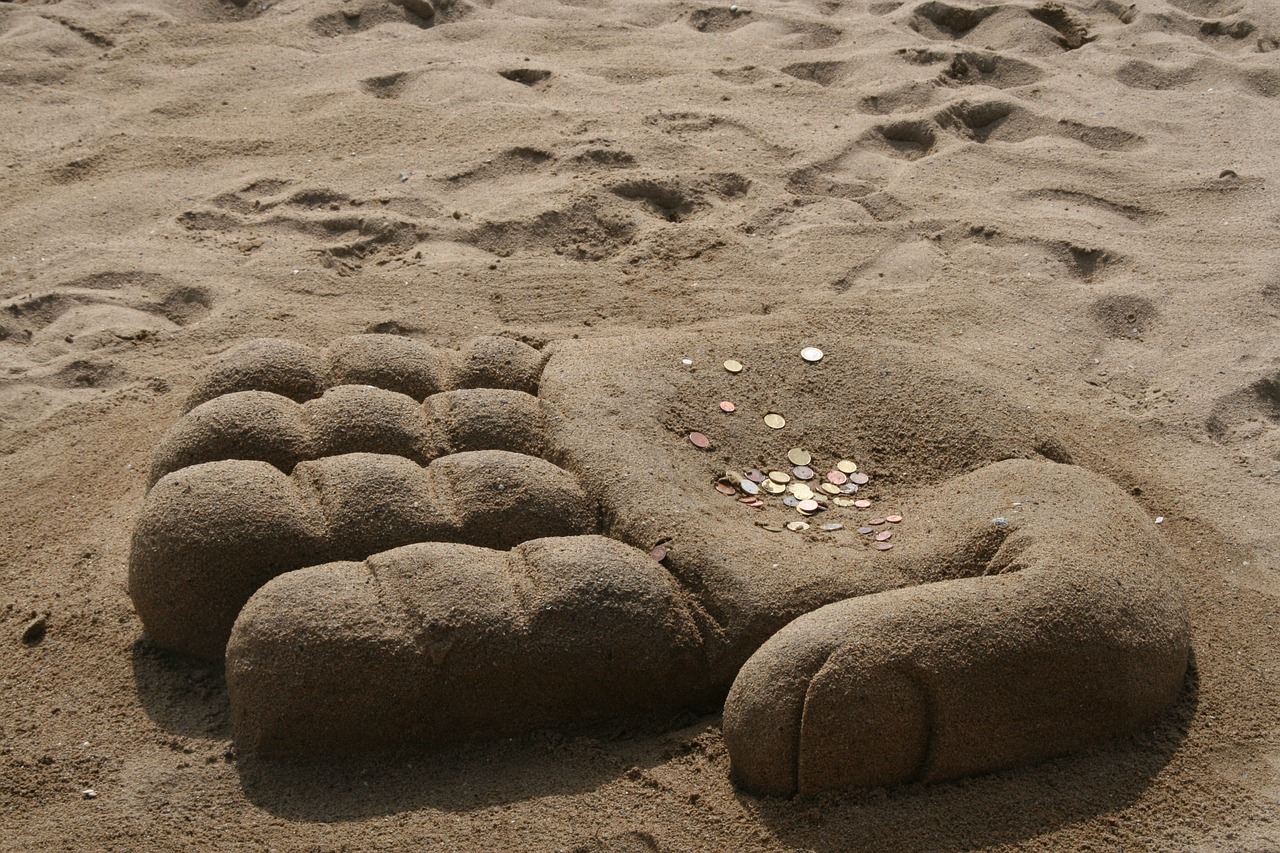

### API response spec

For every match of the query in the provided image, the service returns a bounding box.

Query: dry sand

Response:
[2,0,1279,849]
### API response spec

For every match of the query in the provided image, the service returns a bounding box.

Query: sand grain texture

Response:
[3,0,1279,849]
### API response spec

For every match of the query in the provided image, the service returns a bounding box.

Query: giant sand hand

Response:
[128,325,1190,796]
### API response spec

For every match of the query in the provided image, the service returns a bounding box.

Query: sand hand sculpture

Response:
[128,329,1190,796]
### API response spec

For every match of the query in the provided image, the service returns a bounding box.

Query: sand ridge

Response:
[3,0,1280,848]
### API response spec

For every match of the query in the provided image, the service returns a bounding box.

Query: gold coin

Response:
[786,521,810,532]
[821,483,841,495]
[832,497,855,507]
[812,493,829,504]
[724,360,743,373]
[787,448,811,466]
[761,480,785,494]
[789,484,814,500]
[764,413,786,429]
[768,470,791,484]
[837,459,857,474]
[725,470,745,483]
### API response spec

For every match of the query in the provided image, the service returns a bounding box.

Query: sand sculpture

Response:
[128,331,1190,796]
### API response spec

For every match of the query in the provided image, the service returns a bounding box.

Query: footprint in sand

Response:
[128,324,1189,796]
[0,272,215,428]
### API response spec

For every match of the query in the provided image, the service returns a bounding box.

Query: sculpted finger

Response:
[227,536,710,755]
[184,333,544,411]
[723,460,1190,796]
[129,450,593,659]
[148,385,548,485]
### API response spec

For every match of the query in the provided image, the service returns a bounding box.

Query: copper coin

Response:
[868,517,886,525]
[854,499,872,509]
[875,530,893,542]
[724,359,743,373]
[746,469,766,483]
[787,448,812,466]
[764,413,786,429]
[689,432,710,449]
[715,483,736,496]
[650,546,667,561]
[737,496,756,504]
[886,514,904,523]
[836,459,857,474]
[797,499,819,513]
[857,527,874,535]
[873,541,894,551]
[826,470,848,486]
[792,465,815,481]
[720,401,736,413]
[749,499,765,507]
[850,472,870,485]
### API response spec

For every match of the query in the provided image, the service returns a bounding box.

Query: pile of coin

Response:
[686,350,905,549]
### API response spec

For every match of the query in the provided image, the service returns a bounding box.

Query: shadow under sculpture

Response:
[127,330,1190,797]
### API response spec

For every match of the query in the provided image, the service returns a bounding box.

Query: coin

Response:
[724,360,743,373]
[850,472,870,485]
[873,541,894,551]
[649,546,667,561]
[797,499,819,513]
[786,521,810,532]
[875,531,893,542]
[788,484,814,500]
[689,432,710,449]
[886,514,904,523]
[762,480,785,494]
[820,483,841,495]
[832,497,854,507]
[715,483,736,495]
[768,470,790,484]
[720,401,736,413]
[726,469,745,482]
[737,496,756,504]
[783,495,800,507]
[746,469,766,483]
[819,523,843,531]
[748,498,765,507]
[836,459,857,474]
[764,413,786,429]
[757,522,783,533]
[854,499,872,509]
[840,483,859,494]
[787,448,812,466]
[869,517,886,525]
[824,470,846,486]
[857,527,874,535]
[739,480,759,495]
[792,465,814,480]
[800,346,824,363]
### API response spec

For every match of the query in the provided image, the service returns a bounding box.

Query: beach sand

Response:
[2,0,1279,849]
